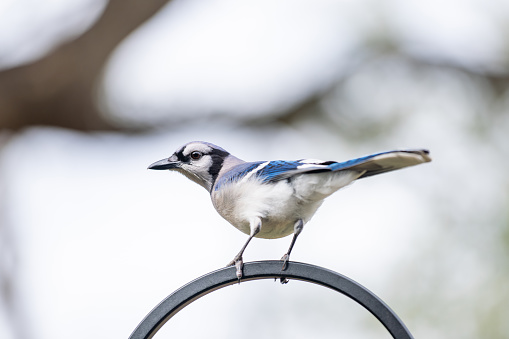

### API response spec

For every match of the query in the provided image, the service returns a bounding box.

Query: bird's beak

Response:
[148,158,180,170]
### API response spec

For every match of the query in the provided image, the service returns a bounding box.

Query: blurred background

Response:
[1,0,508,338]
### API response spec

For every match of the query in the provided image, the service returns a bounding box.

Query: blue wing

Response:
[256,160,332,182]
[214,161,265,189]
[213,160,327,189]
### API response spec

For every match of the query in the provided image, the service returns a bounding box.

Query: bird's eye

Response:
[190,151,202,160]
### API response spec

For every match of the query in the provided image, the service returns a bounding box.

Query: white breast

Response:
[211,170,362,239]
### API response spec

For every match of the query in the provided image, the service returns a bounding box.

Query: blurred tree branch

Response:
[257,52,509,127]
[0,0,172,131]
[1,0,507,133]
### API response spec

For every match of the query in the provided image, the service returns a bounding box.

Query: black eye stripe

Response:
[176,149,207,162]
[178,153,187,162]
[174,147,187,162]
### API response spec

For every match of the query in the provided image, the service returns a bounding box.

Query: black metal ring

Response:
[128,260,413,339]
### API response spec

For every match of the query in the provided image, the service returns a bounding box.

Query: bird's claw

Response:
[235,259,243,281]
[280,253,290,271]
[280,254,290,284]
[227,256,244,281]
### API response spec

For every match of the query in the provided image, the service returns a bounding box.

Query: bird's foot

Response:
[280,253,290,271]
[280,254,290,284]
[227,256,244,281]
[279,276,289,284]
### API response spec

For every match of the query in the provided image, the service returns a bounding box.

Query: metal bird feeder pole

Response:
[128,260,414,339]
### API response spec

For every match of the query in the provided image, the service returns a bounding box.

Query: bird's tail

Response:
[330,149,431,178]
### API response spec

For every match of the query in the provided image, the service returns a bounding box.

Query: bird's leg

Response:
[226,236,253,278]
[281,219,304,271]
[227,217,262,280]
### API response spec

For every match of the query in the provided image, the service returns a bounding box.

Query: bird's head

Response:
[148,141,235,191]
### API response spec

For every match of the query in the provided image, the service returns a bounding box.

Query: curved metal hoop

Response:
[129,261,413,339]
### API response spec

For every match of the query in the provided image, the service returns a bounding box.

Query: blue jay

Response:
[148,141,431,280]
